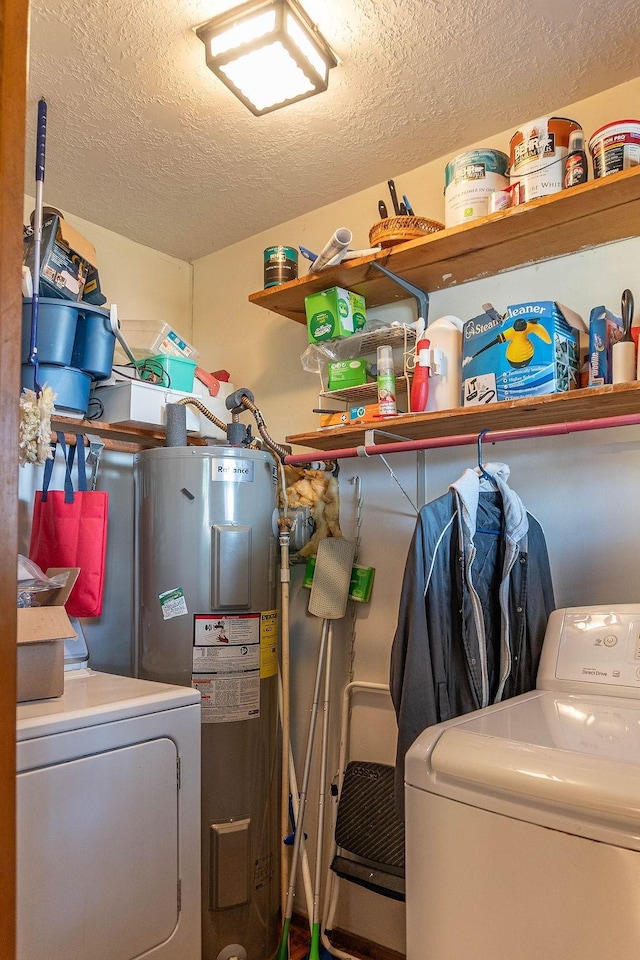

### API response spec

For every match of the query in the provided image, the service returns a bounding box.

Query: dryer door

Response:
[17,736,179,960]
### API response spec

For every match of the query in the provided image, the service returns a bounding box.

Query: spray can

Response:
[563,129,589,188]
[376,345,397,417]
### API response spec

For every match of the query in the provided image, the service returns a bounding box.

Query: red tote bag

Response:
[29,434,109,618]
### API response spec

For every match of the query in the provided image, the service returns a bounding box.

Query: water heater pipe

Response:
[284,412,640,466]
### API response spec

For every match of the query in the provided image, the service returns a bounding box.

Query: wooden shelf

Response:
[285,383,640,451]
[51,415,207,451]
[249,166,640,323]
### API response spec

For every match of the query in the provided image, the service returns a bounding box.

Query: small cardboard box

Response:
[305,287,367,343]
[17,568,79,703]
[462,301,586,406]
[23,214,98,302]
[588,305,623,386]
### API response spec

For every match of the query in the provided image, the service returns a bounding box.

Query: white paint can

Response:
[444,149,510,227]
[509,116,581,202]
[588,119,640,178]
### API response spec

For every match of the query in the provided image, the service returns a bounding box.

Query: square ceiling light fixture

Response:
[196,0,337,116]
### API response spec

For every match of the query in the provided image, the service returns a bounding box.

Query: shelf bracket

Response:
[362,427,408,450]
[370,262,429,325]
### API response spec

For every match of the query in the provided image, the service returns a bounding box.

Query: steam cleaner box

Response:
[305,287,367,343]
[461,301,585,406]
[587,305,623,386]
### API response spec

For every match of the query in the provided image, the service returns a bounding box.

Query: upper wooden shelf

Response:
[248,166,640,324]
[285,383,640,451]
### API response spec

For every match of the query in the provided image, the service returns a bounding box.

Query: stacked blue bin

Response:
[21,299,116,415]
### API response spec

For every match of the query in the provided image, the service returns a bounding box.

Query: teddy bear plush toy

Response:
[282,464,342,557]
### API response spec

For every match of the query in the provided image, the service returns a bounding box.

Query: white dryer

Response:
[405,605,640,960]
[17,668,201,960]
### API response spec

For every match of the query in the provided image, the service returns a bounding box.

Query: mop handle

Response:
[29,98,47,393]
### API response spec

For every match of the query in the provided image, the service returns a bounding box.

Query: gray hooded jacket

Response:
[390,463,555,814]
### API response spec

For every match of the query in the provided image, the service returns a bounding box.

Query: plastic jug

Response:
[424,315,463,411]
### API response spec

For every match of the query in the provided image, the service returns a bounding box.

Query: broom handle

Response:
[282,619,328,920]
[29,98,47,393]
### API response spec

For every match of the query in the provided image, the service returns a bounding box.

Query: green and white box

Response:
[305,287,367,343]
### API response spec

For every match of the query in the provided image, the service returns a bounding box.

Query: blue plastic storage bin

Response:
[71,306,115,379]
[21,298,79,366]
[21,363,92,415]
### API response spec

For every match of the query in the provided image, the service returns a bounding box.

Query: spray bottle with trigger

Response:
[410,336,431,412]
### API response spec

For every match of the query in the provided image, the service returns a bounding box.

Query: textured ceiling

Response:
[26,0,640,262]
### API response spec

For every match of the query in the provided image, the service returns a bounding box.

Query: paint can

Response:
[263,246,298,288]
[509,116,581,203]
[444,149,510,227]
[588,119,640,178]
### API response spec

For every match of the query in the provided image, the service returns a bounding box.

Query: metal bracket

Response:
[85,434,105,490]
[362,428,408,449]
[370,261,429,325]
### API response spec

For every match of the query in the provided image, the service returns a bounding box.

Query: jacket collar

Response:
[449,462,529,544]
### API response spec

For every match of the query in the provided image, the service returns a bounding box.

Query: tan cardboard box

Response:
[17,568,79,703]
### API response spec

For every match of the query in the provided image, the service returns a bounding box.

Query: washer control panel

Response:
[538,605,640,695]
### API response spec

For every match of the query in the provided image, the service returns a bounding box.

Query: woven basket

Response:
[369,215,444,248]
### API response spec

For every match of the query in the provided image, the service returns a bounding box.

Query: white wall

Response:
[192,76,640,953]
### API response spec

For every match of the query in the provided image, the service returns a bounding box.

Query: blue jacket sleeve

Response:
[390,508,441,816]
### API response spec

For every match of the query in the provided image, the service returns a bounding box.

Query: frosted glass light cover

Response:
[209,11,276,58]
[220,42,315,112]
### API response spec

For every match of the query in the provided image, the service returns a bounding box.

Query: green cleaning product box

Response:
[327,358,370,390]
[305,287,367,343]
[461,301,586,405]
[303,555,375,603]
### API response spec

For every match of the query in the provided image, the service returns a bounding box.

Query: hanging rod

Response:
[284,412,640,466]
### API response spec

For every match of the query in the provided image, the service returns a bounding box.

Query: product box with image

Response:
[588,305,623,386]
[305,287,367,343]
[23,213,98,302]
[461,301,586,406]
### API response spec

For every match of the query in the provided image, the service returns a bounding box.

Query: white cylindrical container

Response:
[425,315,463,411]
[588,120,640,178]
[444,149,510,228]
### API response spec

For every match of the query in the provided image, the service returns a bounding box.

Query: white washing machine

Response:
[17,668,201,960]
[405,605,640,960]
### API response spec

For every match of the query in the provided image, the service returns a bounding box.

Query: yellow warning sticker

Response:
[260,610,278,678]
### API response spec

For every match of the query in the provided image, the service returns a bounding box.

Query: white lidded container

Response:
[444,149,510,227]
[588,119,640,178]
[424,315,463,411]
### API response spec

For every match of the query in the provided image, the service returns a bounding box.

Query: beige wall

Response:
[20,75,640,955]
[23,197,193,361]
[191,74,640,442]
[192,75,640,953]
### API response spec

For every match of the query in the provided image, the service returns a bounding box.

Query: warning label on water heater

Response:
[191,611,277,722]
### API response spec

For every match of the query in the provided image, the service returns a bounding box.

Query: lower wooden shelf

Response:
[51,416,207,451]
[286,382,640,451]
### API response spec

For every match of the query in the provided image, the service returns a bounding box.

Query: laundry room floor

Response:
[289,918,401,960]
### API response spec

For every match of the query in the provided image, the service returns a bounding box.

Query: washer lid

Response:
[405,690,640,849]
[17,669,200,739]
